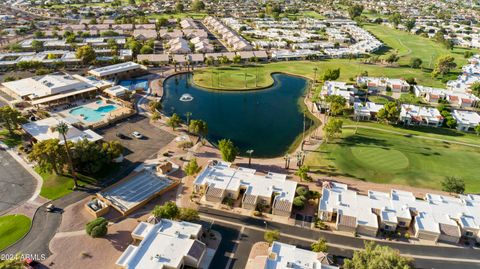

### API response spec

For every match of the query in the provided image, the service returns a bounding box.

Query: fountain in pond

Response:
[179,93,194,102]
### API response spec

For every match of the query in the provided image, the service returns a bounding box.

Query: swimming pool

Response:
[69,104,118,122]
[118,79,149,91]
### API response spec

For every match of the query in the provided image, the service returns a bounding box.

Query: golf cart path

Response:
[344,125,480,148]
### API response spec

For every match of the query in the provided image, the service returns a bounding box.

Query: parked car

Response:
[116,132,128,139]
[132,131,143,139]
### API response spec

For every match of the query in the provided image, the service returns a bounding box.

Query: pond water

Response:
[162,73,314,157]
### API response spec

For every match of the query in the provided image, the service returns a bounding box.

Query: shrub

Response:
[296,186,308,197]
[86,217,108,238]
[90,224,108,238]
[177,141,193,150]
[293,196,306,209]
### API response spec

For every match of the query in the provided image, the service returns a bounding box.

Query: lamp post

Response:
[284,154,291,169]
[246,149,254,166]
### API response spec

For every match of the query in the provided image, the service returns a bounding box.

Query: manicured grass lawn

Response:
[0,129,22,148]
[305,125,480,192]
[36,168,97,200]
[367,95,389,104]
[147,12,207,20]
[363,23,473,69]
[193,59,448,90]
[193,65,273,90]
[0,215,31,251]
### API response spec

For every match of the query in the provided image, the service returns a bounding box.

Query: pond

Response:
[161,73,314,158]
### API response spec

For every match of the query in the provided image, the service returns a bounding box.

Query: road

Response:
[198,208,480,269]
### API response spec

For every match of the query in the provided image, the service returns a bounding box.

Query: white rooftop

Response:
[116,219,205,269]
[22,117,102,143]
[266,241,338,269]
[194,161,297,203]
[88,61,144,77]
[2,73,94,99]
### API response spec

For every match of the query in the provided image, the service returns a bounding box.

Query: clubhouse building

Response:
[319,182,480,244]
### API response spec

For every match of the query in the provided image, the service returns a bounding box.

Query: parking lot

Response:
[0,149,36,214]
[96,115,175,183]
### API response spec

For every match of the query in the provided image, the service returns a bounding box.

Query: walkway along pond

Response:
[161,73,315,158]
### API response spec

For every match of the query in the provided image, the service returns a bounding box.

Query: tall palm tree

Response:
[56,122,78,189]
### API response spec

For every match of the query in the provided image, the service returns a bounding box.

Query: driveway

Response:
[0,149,36,215]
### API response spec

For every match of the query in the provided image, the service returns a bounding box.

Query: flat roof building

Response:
[88,62,147,80]
[452,110,480,131]
[1,73,97,101]
[116,219,207,269]
[22,116,103,143]
[194,161,297,217]
[319,182,480,244]
[246,241,339,269]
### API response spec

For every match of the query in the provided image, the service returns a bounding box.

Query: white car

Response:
[132,131,143,139]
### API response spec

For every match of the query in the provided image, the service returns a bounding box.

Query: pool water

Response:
[162,73,314,157]
[69,104,118,122]
[118,79,149,91]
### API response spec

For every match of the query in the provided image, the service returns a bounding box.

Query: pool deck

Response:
[56,99,120,125]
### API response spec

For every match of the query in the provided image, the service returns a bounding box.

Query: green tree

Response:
[475,125,480,136]
[232,55,241,64]
[86,217,108,238]
[409,57,422,69]
[385,53,399,65]
[178,208,200,221]
[311,238,328,252]
[167,113,182,130]
[152,201,180,219]
[31,40,44,53]
[0,106,25,134]
[432,55,457,77]
[377,102,400,123]
[348,4,364,19]
[148,100,162,113]
[264,229,280,245]
[175,1,184,13]
[56,122,79,188]
[325,95,346,116]
[441,176,465,194]
[191,0,205,11]
[189,119,208,142]
[218,139,238,162]
[125,37,142,55]
[322,68,340,81]
[470,82,480,96]
[344,241,413,269]
[323,118,343,143]
[293,196,306,208]
[75,45,96,64]
[295,165,311,181]
[296,186,308,196]
[388,13,402,28]
[140,45,153,54]
[28,139,66,175]
[185,158,201,176]
[405,19,416,32]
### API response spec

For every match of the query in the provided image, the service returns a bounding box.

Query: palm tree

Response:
[56,122,78,189]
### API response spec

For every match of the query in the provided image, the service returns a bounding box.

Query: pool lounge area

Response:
[69,103,119,123]
[57,99,121,125]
